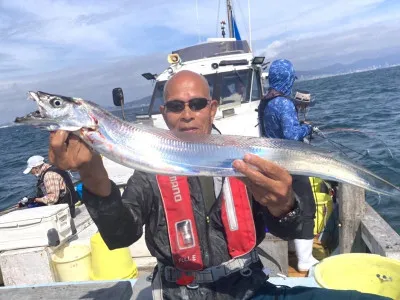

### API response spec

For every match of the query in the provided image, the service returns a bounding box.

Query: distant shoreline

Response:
[297,64,400,82]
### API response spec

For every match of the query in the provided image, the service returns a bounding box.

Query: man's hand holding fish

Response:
[48,130,111,197]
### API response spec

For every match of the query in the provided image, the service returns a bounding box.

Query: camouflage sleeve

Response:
[280,98,312,141]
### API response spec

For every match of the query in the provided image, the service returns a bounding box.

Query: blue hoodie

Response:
[260,59,312,141]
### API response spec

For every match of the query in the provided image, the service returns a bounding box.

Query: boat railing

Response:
[337,183,400,258]
[257,182,400,276]
[0,205,19,217]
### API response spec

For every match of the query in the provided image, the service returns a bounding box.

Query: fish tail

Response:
[352,167,400,198]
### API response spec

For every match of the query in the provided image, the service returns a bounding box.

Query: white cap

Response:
[23,155,45,174]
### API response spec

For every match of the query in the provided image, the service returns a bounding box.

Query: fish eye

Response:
[50,98,63,107]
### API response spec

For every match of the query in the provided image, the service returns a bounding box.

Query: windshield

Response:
[219,69,251,106]
[147,69,262,115]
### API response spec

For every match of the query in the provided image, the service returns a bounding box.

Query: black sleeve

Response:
[82,171,153,250]
[261,199,304,240]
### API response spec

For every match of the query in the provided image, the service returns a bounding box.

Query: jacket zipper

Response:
[199,176,225,267]
[197,177,211,266]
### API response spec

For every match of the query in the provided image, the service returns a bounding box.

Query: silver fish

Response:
[14,91,400,197]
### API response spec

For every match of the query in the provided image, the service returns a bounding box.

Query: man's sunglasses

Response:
[164,98,211,113]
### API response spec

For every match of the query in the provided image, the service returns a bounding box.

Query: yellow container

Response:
[309,177,334,235]
[89,232,138,281]
[51,244,92,282]
[314,253,400,299]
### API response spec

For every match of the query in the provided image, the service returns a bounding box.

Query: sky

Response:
[1,0,400,124]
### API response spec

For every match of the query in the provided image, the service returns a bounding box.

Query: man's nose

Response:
[181,105,194,121]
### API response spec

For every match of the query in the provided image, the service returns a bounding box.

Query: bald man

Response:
[48,71,388,300]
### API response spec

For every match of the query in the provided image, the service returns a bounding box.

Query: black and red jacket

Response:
[83,168,303,300]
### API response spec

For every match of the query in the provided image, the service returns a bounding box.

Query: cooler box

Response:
[0,204,73,251]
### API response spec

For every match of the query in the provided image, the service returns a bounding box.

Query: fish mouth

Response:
[15,110,44,123]
[14,92,48,124]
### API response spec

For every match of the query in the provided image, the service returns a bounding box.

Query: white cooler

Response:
[0,204,73,251]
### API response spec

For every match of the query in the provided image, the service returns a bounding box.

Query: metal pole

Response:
[226,0,234,38]
[121,101,126,121]
[249,69,254,103]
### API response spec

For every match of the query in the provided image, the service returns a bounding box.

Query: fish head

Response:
[15,91,97,131]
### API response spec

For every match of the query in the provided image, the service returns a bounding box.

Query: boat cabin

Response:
[144,39,267,119]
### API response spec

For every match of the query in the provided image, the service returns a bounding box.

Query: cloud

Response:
[0,53,168,124]
[1,0,399,74]
[261,20,400,70]
[1,0,400,123]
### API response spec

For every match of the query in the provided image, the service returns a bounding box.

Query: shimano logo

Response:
[170,176,182,202]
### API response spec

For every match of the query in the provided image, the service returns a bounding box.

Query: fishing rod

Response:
[305,126,348,156]
[320,128,394,159]
[0,190,39,215]
[291,92,398,174]
[312,127,400,177]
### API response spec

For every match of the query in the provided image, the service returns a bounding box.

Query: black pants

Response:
[291,175,316,239]
[264,176,317,240]
[252,281,391,300]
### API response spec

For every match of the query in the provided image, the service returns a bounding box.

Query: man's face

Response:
[236,82,245,95]
[160,75,218,134]
[30,166,40,176]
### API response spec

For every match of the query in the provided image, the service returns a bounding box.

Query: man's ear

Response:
[160,105,168,123]
[210,99,218,119]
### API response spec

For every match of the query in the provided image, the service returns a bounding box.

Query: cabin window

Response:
[205,75,215,98]
[149,81,166,115]
[219,70,250,105]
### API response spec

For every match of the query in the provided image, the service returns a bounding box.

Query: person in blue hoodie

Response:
[259,59,312,140]
[258,59,318,272]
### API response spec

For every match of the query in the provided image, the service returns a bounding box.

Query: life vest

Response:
[156,175,256,271]
[257,96,273,137]
[37,166,78,218]
[258,91,286,137]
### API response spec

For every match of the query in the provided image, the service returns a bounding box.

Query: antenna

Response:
[216,0,221,36]
[195,0,200,43]
[248,0,252,51]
